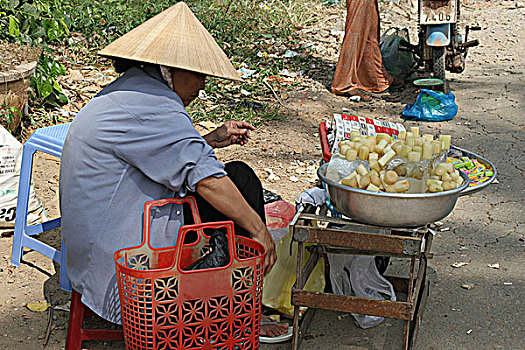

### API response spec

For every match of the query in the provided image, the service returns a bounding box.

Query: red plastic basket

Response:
[114,197,266,350]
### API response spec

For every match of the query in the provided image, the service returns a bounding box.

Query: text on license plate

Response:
[420,0,456,24]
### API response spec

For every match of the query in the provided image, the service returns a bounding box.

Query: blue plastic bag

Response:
[402,89,458,122]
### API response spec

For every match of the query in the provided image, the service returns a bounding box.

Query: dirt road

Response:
[0,1,523,349]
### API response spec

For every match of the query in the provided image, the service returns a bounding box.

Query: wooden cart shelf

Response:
[290,210,432,350]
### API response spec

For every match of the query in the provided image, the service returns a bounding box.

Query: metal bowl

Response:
[318,163,470,228]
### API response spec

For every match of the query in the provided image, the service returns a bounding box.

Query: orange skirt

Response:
[332,0,393,95]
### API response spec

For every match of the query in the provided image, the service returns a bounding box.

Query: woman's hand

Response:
[251,226,277,275]
[204,121,255,148]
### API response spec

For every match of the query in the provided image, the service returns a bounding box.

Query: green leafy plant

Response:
[1,0,70,108]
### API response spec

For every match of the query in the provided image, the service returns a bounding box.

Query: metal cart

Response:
[290,208,433,350]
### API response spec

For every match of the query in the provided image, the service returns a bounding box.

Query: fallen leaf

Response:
[27,301,51,312]
[452,262,468,268]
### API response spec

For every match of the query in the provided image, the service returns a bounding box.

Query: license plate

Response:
[420,0,456,25]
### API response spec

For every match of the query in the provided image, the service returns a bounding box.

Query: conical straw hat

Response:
[99,2,242,81]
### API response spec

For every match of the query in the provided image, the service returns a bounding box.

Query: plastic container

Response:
[114,197,266,350]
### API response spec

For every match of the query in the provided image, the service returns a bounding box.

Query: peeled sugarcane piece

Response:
[370,172,381,187]
[352,141,362,151]
[374,139,388,154]
[342,171,357,181]
[378,149,396,167]
[381,133,392,143]
[369,159,381,172]
[384,170,398,185]
[439,135,452,150]
[428,182,444,193]
[451,170,460,182]
[412,145,422,155]
[360,138,374,149]
[400,145,411,158]
[426,179,443,187]
[345,149,358,161]
[393,179,410,193]
[358,146,370,161]
[422,134,434,143]
[379,171,388,188]
[431,140,442,154]
[356,164,369,176]
[383,145,393,156]
[365,136,377,150]
[406,136,416,146]
[434,163,448,176]
[422,142,433,160]
[408,151,421,162]
[350,131,360,141]
[409,126,420,138]
[339,140,351,147]
[339,144,351,156]
[369,152,379,161]
[442,172,452,182]
[342,177,358,188]
[366,183,381,192]
[398,131,407,141]
[392,143,404,155]
[445,163,455,174]
[442,181,456,191]
[376,133,389,143]
[385,184,397,193]
[358,174,371,189]
[414,137,423,147]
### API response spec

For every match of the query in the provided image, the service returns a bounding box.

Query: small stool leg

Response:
[11,147,35,267]
[59,239,72,292]
[66,290,85,350]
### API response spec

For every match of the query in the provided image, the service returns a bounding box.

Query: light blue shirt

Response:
[59,65,226,323]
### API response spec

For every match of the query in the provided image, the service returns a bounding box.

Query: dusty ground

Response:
[0,0,523,349]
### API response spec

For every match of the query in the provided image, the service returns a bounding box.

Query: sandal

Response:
[259,318,293,344]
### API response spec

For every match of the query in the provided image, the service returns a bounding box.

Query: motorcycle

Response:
[401,0,480,89]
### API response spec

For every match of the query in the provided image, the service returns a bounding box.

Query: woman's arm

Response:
[196,175,276,274]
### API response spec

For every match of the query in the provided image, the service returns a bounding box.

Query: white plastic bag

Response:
[328,253,396,329]
[325,153,369,183]
[0,126,46,231]
[262,200,325,317]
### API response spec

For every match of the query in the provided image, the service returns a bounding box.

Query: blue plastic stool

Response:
[11,123,72,292]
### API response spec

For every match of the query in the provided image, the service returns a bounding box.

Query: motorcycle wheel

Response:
[432,47,446,90]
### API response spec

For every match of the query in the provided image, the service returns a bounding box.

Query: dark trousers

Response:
[184,161,266,238]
